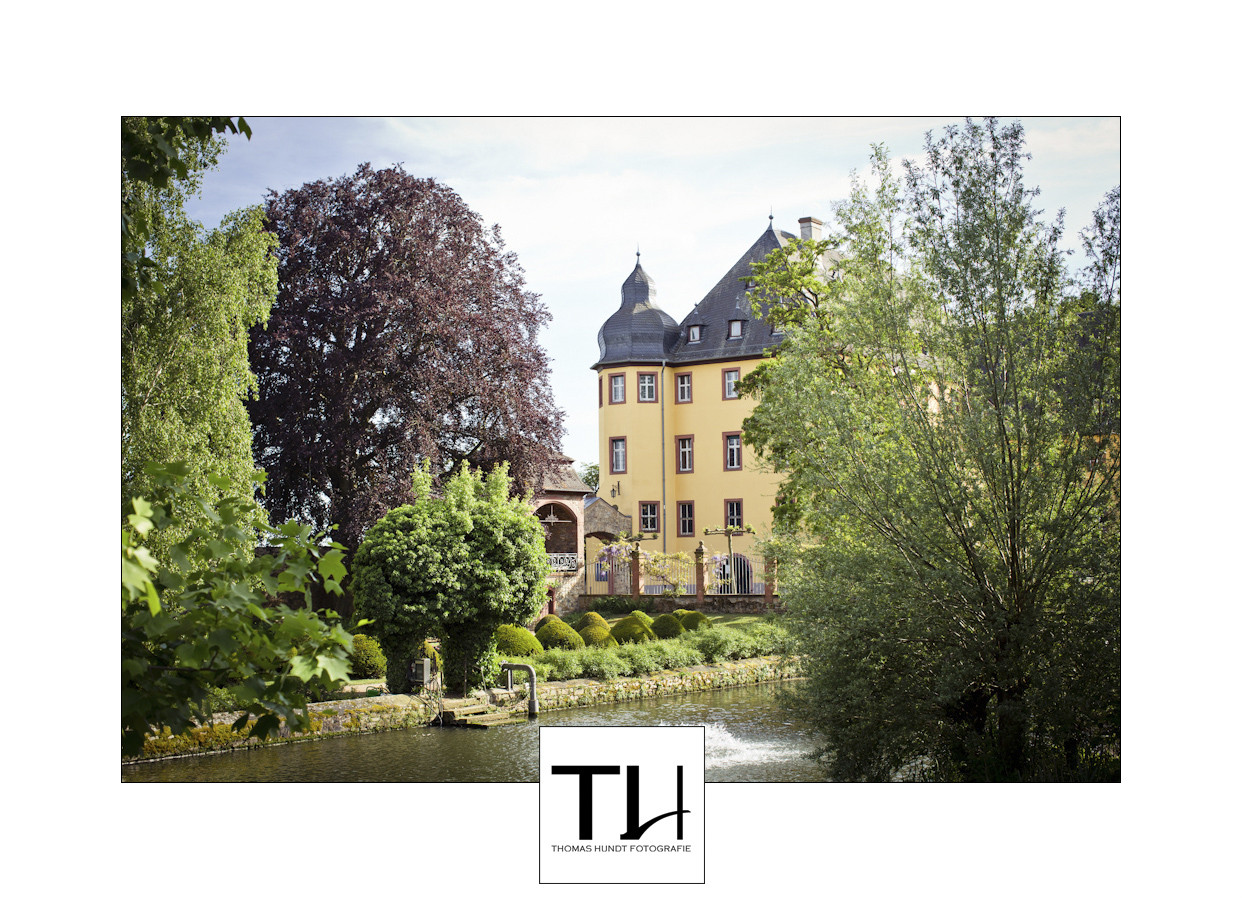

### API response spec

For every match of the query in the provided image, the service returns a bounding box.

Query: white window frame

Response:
[639,502,659,533]
[638,372,656,403]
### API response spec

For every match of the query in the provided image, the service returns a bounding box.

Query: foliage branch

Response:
[121,462,354,756]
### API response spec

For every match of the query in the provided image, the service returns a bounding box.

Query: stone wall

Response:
[128,692,440,762]
[517,656,797,711]
[125,656,798,764]
[572,594,783,615]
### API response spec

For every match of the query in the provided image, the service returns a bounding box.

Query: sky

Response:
[183,116,1122,467]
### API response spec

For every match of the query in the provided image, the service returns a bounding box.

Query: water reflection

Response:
[122,682,825,783]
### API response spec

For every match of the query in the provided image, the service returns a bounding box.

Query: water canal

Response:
[121,681,825,782]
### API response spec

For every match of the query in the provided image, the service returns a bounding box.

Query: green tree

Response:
[577,462,600,493]
[121,116,277,562]
[351,464,550,694]
[121,462,353,756]
[742,120,1120,780]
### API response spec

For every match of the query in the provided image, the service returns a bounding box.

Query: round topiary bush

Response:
[495,623,544,657]
[578,623,620,648]
[534,613,563,633]
[680,611,713,631]
[629,610,654,627]
[611,614,657,644]
[574,611,610,633]
[350,633,388,679]
[536,618,586,651]
[672,608,694,619]
[651,613,686,639]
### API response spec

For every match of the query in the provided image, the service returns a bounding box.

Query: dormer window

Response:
[728,320,743,339]
[688,324,701,343]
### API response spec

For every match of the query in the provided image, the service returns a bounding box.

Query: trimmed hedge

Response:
[495,624,544,657]
[651,613,686,639]
[574,611,610,633]
[350,633,388,679]
[536,618,586,651]
[578,624,619,649]
[680,610,713,632]
[611,615,657,644]
[629,610,654,627]
[533,614,563,633]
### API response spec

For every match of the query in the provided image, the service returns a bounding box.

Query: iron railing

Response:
[547,553,582,572]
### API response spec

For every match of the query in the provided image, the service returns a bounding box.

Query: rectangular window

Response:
[728,320,743,339]
[638,372,657,403]
[640,502,659,533]
[676,372,693,403]
[677,436,694,473]
[610,373,625,404]
[724,432,742,470]
[723,368,740,400]
[610,437,627,474]
[598,377,603,408]
[688,324,701,343]
[726,499,743,529]
[678,501,695,537]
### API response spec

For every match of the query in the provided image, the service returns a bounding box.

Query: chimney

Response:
[798,216,823,241]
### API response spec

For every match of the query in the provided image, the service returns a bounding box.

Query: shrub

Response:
[350,633,388,679]
[617,640,705,674]
[578,624,620,649]
[611,615,657,644]
[681,626,744,662]
[574,611,610,632]
[536,649,585,681]
[738,622,792,656]
[651,613,686,639]
[680,610,713,632]
[672,608,694,619]
[577,647,630,680]
[495,624,544,658]
[536,618,586,651]
[534,613,563,633]
[629,609,654,626]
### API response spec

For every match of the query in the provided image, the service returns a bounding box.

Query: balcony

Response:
[547,553,582,573]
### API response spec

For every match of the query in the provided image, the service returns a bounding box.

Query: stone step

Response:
[440,705,491,723]
[441,697,488,710]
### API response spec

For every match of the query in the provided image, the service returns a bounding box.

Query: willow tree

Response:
[743,120,1120,780]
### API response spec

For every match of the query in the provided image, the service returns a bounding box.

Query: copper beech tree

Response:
[248,164,564,562]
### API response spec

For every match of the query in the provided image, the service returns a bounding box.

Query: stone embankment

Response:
[124,656,798,764]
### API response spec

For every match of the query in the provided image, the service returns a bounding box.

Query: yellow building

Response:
[589,217,824,589]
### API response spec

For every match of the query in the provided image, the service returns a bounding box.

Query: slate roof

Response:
[594,221,818,370]
[593,257,681,370]
[669,221,793,365]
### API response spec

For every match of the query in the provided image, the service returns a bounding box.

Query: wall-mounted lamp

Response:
[609,481,621,499]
